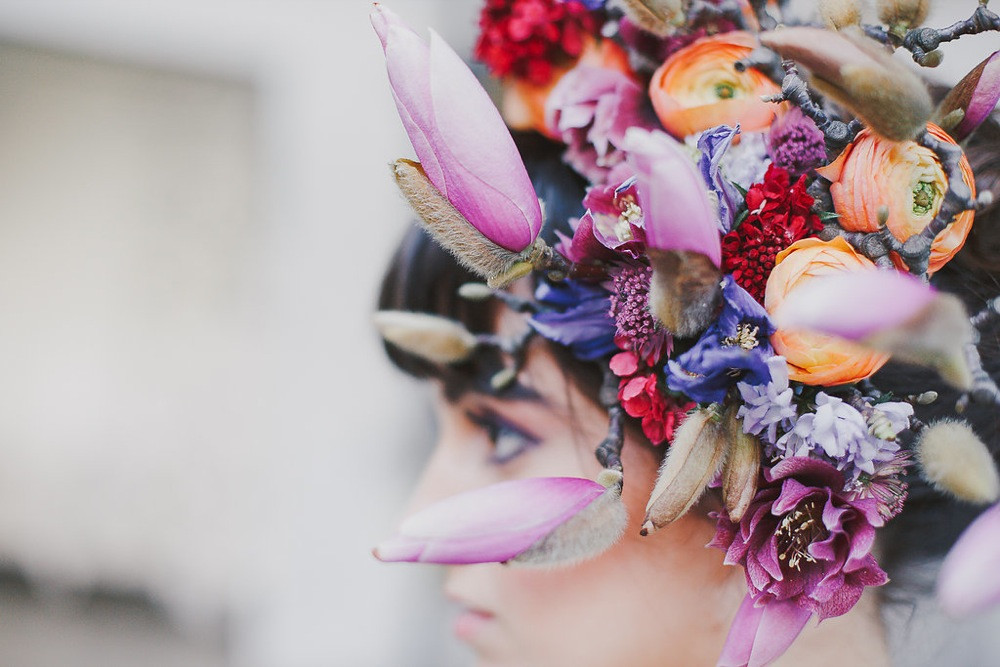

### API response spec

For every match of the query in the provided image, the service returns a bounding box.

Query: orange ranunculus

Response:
[648,31,780,138]
[502,38,632,138]
[816,123,976,274]
[765,237,890,386]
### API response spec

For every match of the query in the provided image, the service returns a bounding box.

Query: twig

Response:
[764,61,861,154]
[865,2,1000,67]
[595,366,625,473]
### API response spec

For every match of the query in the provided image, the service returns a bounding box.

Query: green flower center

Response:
[715,82,737,100]
[912,181,938,216]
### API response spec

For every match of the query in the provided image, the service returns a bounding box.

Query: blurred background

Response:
[0,1,992,666]
[0,0,481,665]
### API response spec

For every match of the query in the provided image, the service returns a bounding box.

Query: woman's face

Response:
[407,333,746,667]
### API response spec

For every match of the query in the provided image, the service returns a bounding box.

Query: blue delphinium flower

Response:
[666,276,774,404]
[531,279,618,361]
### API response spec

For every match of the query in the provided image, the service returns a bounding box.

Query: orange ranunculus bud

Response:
[502,38,632,138]
[765,237,890,385]
[648,31,780,138]
[816,123,976,274]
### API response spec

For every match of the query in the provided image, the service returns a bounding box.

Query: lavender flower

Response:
[768,107,826,177]
[737,355,798,444]
[718,130,770,192]
[609,263,669,361]
[666,276,774,404]
[773,393,910,481]
[695,124,741,233]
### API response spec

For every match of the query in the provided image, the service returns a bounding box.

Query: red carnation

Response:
[611,352,692,445]
[475,0,599,86]
[721,165,822,303]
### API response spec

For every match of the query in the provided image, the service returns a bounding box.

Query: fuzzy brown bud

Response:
[612,0,683,37]
[819,0,862,30]
[647,249,722,339]
[877,0,930,30]
[392,159,541,288]
[917,420,1000,504]
[642,407,727,533]
[374,310,478,364]
[722,410,761,523]
[760,27,933,141]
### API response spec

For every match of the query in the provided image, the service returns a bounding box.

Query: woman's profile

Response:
[370,1,1000,665]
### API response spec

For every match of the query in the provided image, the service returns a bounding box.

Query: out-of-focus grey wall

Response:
[0,1,479,666]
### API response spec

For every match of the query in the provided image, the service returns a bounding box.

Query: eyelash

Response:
[469,413,538,465]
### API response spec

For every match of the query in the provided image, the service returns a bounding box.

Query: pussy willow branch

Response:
[961,333,1000,409]
[971,295,1000,330]
[864,2,1000,67]
[595,366,625,474]
[763,61,862,154]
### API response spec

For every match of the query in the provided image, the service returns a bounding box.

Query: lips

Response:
[453,606,496,641]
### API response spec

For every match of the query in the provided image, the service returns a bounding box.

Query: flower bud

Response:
[938,503,1000,616]
[819,0,861,30]
[917,420,1000,504]
[760,27,932,141]
[648,249,723,339]
[877,0,930,29]
[512,470,627,567]
[613,0,683,37]
[935,50,1000,142]
[393,159,541,287]
[374,310,478,364]
[642,407,728,533]
[722,410,761,522]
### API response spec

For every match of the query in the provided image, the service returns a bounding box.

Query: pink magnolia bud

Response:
[372,5,542,253]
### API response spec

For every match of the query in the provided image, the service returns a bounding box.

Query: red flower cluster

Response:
[611,351,692,445]
[475,0,597,86]
[721,165,822,303]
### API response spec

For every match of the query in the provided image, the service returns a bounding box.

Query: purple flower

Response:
[711,458,888,664]
[372,5,542,252]
[737,355,798,444]
[609,262,670,361]
[773,393,908,480]
[531,280,618,361]
[695,124,741,233]
[768,107,826,177]
[938,502,1000,616]
[374,476,624,565]
[666,276,774,404]
[625,127,721,267]
[546,64,655,184]
[716,129,770,193]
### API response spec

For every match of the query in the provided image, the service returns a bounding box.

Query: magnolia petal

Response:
[511,470,627,567]
[936,50,1000,142]
[773,270,936,341]
[760,27,931,141]
[373,5,542,253]
[625,127,721,267]
[427,32,543,252]
[373,310,478,365]
[392,159,531,287]
[774,270,973,389]
[938,503,1000,616]
[643,408,727,532]
[717,595,813,667]
[374,477,605,565]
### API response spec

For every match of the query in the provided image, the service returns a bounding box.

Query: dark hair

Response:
[377,120,1000,575]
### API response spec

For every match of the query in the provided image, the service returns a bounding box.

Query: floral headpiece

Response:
[372,1,1000,663]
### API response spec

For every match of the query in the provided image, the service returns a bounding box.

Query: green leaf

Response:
[818,211,841,221]
[731,181,748,198]
[732,209,749,230]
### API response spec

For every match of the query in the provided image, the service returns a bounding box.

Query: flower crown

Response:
[372,1,1000,663]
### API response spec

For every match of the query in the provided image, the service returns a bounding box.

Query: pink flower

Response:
[372,5,543,252]
[545,64,655,183]
[611,356,690,445]
[624,128,721,267]
[938,502,1000,616]
[939,49,1000,142]
[711,458,888,664]
[374,476,624,565]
